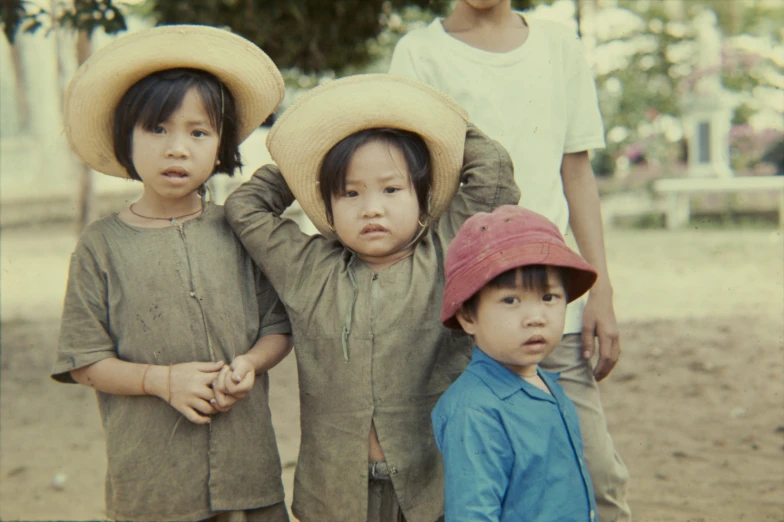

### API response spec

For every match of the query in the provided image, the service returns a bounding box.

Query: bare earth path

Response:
[1,224,782,521]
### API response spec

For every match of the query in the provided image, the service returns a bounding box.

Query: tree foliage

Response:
[3,0,544,73]
[151,1,450,72]
[1,0,126,42]
[591,0,783,171]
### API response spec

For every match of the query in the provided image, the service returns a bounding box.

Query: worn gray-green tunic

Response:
[225,125,520,522]
[52,204,291,522]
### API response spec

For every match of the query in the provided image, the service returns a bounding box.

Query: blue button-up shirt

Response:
[432,347,596,522]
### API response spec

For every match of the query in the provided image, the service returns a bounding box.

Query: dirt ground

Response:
[1,222,783,521]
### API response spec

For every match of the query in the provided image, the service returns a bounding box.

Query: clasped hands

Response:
[166,356,256,424]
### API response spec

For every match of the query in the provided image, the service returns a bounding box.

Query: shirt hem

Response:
[210,491,287,513]
[108,492,286,522]
[258,322,293,338]
[51,352,116,383]
[564,137,606,153]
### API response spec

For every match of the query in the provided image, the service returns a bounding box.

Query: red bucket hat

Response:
[441,205,598,329]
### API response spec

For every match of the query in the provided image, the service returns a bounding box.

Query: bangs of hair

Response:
[113,68,242,180]
[487,265,551,294]
[318,128,431,224]
[136,74,221,134]
[462,265,567,318]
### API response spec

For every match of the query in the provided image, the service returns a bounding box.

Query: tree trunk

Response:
[51,0,68,114]
[575,0,582,37]
[75,30,93,232]
[9,43,30,133]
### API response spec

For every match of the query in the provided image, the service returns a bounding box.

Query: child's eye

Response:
[502,296,520,305]
[192,130,208,138]
[343,190,359,198]
[384,187,400,194]
[153,125,166,134]
[543,293,561,302]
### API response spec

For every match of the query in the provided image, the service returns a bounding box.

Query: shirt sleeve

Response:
[435,405,513,522]
[563,34,606,153]
[253,264,292,339]
[225,164,341,302]
[52,242,117,383]
[434,123,521,245]
[389,32,432,83]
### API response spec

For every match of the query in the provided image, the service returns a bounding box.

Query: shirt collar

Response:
[467,346,560,401]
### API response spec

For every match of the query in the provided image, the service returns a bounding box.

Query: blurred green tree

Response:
[152,0,540,72]
[150,0,448,72]
[1,0,127,42]
[3,0,543,72]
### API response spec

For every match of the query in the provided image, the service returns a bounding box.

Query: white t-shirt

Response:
[390,16,606,334]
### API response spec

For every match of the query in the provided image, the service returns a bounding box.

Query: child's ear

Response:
[455,307,477,336]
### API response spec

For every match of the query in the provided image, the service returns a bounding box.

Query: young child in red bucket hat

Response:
[434,204,599,522]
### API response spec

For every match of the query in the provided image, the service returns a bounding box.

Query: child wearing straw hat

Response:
[52,25,292,521]
[225,74,520,521]
[435,205,599,521]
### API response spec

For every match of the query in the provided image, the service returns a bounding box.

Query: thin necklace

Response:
[129,203,202,225]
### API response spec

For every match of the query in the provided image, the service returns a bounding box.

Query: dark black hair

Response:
[113,68,242,181]
[318,128,431,225]
[462,265,568,318]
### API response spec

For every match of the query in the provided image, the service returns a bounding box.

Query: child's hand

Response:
[167,361,224,424]
[582,285,621,382]
[211,365,240,412]
[211,355,256,411]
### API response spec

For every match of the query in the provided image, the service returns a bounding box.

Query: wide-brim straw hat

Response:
[64,24,284,178]
[266,74,469,237]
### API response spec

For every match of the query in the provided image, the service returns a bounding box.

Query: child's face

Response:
[457,267,567,378]
[331,140,421,270]
[131,88,220,203]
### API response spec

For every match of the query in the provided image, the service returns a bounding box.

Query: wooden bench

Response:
[652,176,784,230]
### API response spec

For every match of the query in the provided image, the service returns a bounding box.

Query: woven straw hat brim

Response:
[266,74,469,237]
[64,24,284,178]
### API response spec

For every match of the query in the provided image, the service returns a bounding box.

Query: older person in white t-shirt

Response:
[390,1,631,520]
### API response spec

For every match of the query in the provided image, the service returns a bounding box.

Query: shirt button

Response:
[590,509,595,520]
[189,292,196,297]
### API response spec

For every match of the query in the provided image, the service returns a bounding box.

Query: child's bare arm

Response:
[237,333,292,376]
[212,334,292,411]
[71,359,224,424]
[561,151,620,381]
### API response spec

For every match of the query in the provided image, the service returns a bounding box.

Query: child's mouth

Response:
[361,224,387,235]
[524,335,546,346]
[162,168,188,178]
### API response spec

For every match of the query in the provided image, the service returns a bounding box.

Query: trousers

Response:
[540,333,632,522]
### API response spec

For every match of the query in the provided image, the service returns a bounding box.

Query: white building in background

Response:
[680,9,734,178]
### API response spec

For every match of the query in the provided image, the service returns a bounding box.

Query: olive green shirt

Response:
[52,204,291,521]
[225,125,520,522]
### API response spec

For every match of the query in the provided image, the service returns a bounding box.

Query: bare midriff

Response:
[368,420,386,462]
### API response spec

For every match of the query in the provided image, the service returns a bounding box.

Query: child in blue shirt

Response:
[433,205,600,522]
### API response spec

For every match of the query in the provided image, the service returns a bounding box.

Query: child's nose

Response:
[165,134,189,158]
[523,305,547,327]
[360,194,384,218]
